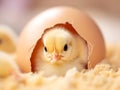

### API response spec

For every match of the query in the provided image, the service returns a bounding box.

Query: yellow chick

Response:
[0,51,21,77]
[0,25,20,77]
[33,23,88,76]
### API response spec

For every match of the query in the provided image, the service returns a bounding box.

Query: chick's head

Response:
[42,27,78,64]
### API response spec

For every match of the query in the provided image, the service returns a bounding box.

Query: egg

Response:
[16,6,105,72]
[0,25,17,54]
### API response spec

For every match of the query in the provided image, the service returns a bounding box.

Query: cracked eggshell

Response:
[16,6,105,72]
[0,25,17,54]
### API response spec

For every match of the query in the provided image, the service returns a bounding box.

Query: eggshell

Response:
[16,6,105,72]
[0,25,17,54]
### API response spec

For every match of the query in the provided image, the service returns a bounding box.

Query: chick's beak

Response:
[52,51,61,61]
[53,54,61,61]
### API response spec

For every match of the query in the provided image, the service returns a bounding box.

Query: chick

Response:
[33,23,88,76]
[0,51,21,77]
[0,25,20,77]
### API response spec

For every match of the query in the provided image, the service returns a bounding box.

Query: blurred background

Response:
[0,0,120,43]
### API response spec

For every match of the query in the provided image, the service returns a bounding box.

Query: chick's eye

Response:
[44,46,47,52]
[64,44,68,51]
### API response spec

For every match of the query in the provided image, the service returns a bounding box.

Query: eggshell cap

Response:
[16,6,105,72]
